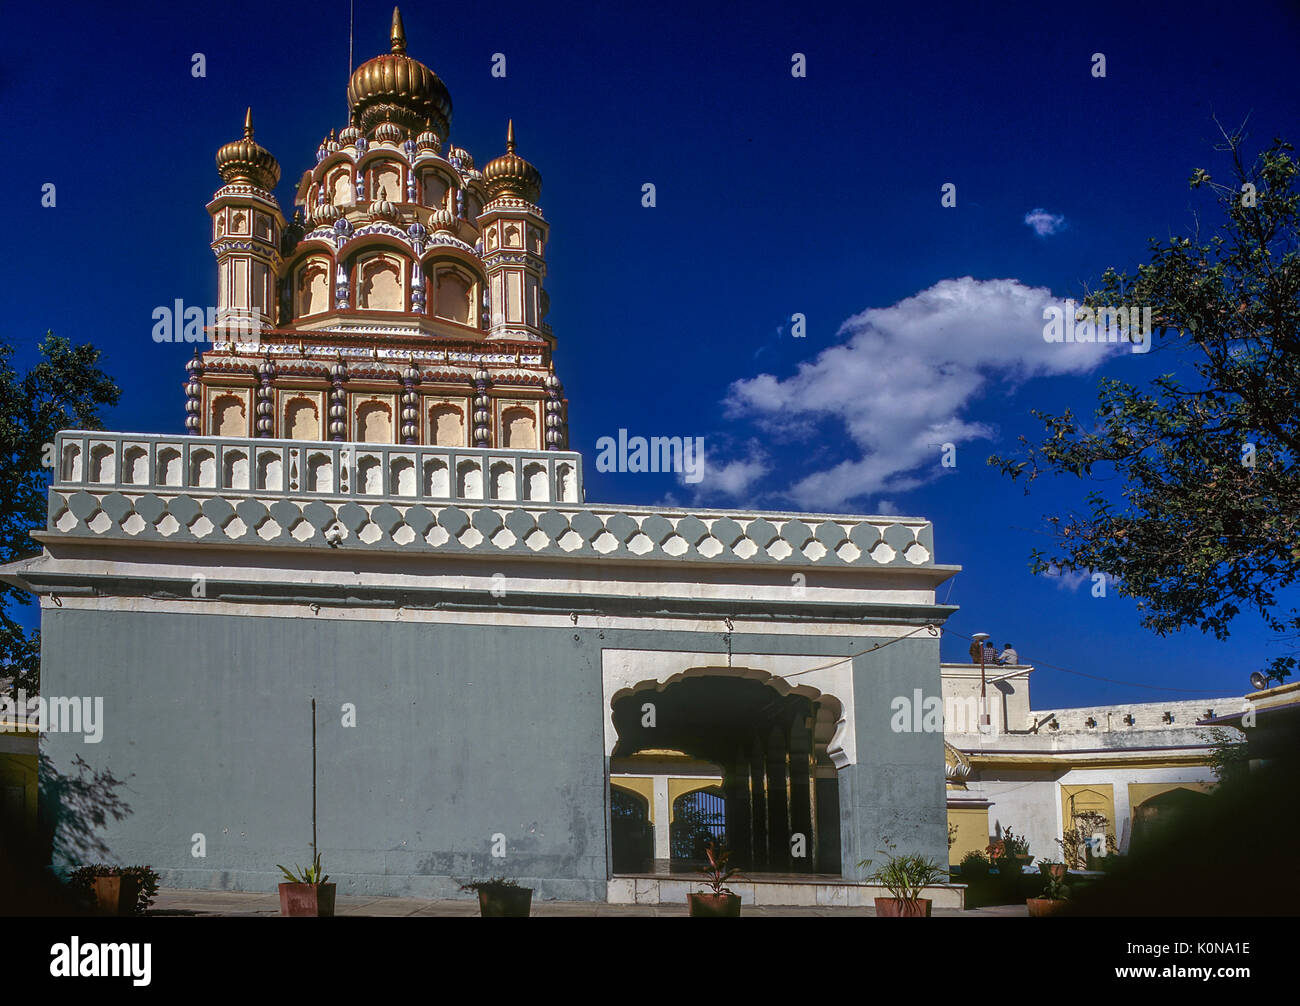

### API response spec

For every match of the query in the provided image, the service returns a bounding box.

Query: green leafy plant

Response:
[860,838,948,903]
[959,849,990,877]
[1038,875,1071,901]
[697,841,741,896]
[67,864,159,916]
[1057,812,1119,869]
[459,876,526,893]
[1208,727,1249,784]
[1001,827,1031,858]
[277,851,329,885]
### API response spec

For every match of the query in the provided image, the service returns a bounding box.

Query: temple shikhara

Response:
[194,8,566,453]
[0,8,1239,910]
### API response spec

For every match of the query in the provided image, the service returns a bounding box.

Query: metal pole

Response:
[311,697,317,858]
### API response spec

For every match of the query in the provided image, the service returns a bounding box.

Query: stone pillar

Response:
[652,775,670,862]
[471,369,491,448]
[254,356,275,437]
[184,352,203,434]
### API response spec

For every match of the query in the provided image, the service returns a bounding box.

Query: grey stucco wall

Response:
[39,605,944,900]
[839,637,948,880]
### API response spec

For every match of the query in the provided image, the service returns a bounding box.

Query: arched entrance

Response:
[1130,787,1211,855]
[609,786,654,873]
[609,672,843,874]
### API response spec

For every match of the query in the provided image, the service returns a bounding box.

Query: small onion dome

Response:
[326,130,340,153]
[403,359,421,383]
[185,350,204,376]
[348,6,452,138]
[329,355,348,381]
[416,119,441,151]
[371,189,398,222]
[482,120,541,203]
[474,367,490,384]
[447,146,474,171]
[313,199,341,225]
[429,207,456,232]
[374,120,403,145]
[339,125,362,147]
[544,373,561,391]
[216,108,281,190]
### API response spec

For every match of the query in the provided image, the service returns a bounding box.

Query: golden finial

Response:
[243,107,254,139]
[391,6,406,54]
[506,118,516,153]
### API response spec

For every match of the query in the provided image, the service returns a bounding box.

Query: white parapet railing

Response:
[53,430,584,506]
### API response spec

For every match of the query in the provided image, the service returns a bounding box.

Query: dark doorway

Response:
[610,675,841,874]
[609,786,653,873]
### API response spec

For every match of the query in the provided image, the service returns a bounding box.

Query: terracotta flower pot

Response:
[688,893,742,917]
[1026,898,1068,917]
[874,897,932,917]
[92,875,140,916]
[278,882,336,917]
[478,886,532,917]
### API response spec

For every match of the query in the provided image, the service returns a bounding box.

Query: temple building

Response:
[0,9,1240,908]
[194,8,566,455]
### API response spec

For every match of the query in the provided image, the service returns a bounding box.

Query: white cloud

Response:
[1044,566,1091,591]
[723,276,1114,510]
[686,443,770,502]
[1024,208,1067,237]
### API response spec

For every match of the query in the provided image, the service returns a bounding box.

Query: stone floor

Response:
[148,888,1027,917]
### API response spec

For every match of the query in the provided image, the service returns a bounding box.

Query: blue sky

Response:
[2,0,1297,706]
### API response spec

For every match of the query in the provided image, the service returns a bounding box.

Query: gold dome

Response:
[216,108,280,190]
[347,7,452,139]
[483,120,541,204]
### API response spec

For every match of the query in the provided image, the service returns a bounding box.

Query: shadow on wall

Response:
[1065,744,1299,917]
[0,753,133,915]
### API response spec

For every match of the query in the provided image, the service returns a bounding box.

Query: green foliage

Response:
[67,864,160,915]
[859,837,948,902]
[1038,875,1071,901]
[1207,727,1250,783]
[459,876,526,892]
[277,852,329,885]
[696,841,741,896]
[1057,811,1119,869]
[958,849,990,877]
[1000,826,1031,858]
[0,333,119,696]
[990,130,1300,682]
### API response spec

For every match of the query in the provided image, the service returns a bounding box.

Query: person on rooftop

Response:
[998,643,1020,666]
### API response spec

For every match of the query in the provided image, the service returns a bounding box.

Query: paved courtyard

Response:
[147,888,1027,917]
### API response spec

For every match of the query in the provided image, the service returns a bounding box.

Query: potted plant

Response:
[860,838,948,917]
[688,842,742,917]
[277,852,336,917]
[1038,859,1068,880]
[461,877,533,917]
[1026,874,1071,916]
[68,864,159,916]
[1002,827,1033,868]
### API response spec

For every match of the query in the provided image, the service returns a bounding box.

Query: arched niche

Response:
[355,400,393,443]
[356,252,407,312]
[295,256,332,318]
[211,394,247,437]
[432,267,473,325]
[501,406,537,450]
[284,397,321,440]
[428,402,465,446]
